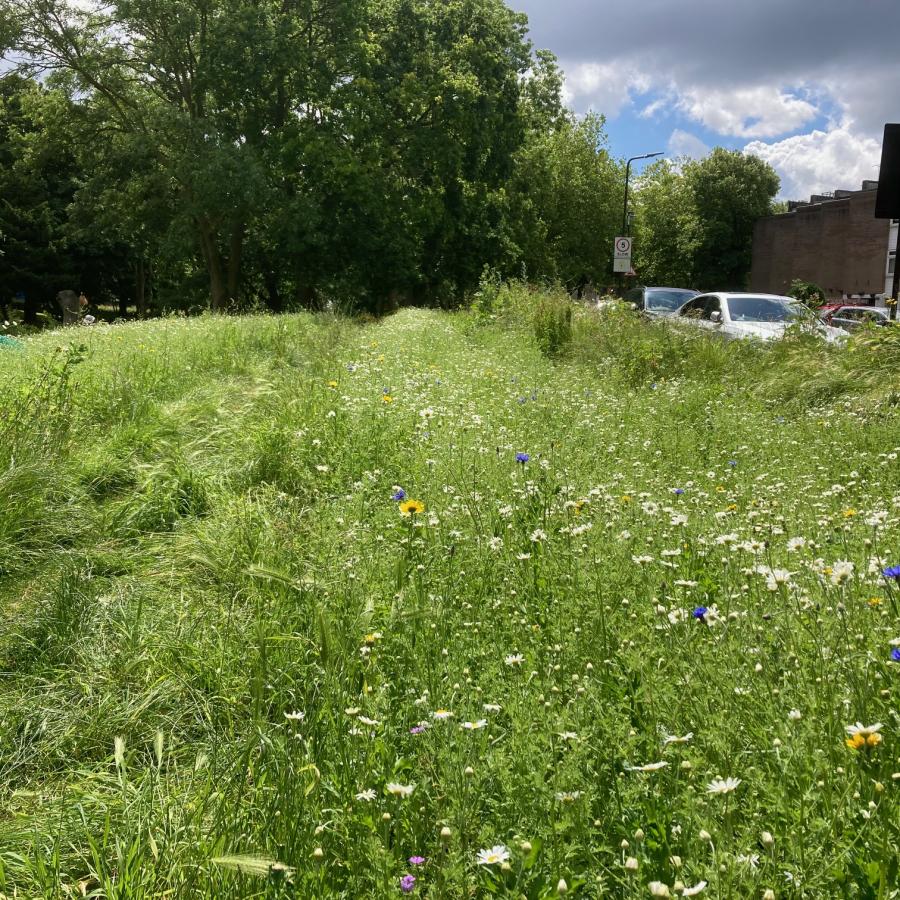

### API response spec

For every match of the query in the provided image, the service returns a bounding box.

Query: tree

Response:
[683,148,779,290]
[506,112,622,291]
[7,0,368,310]
[632,149,779,290]
[632,159,700,288]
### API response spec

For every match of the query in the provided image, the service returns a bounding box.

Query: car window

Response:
[625,288,643,304]
[727,296,798,322]
[645,289,696,311]
[702,296,722,320]
[680,296,708,318]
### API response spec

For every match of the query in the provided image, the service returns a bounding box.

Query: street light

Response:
[622,151,664,234]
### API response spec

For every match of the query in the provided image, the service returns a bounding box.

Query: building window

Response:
[890,252,897,276]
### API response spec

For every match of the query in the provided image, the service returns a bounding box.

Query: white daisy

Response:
[476,845,510,866]
[706,777,742,795]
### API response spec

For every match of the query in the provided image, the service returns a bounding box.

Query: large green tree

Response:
[632,149,778,290]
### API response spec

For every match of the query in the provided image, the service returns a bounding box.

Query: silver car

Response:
[674,292,846,343]
[624,286,699,317]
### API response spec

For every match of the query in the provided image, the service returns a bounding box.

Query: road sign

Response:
[613,236,632,273]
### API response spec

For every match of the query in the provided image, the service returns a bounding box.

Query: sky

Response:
[511,0,900,200]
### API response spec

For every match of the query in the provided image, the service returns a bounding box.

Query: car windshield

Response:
[726,296,802,323]
[645,289,696,311]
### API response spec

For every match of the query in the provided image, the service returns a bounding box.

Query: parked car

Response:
[624,286,699,317]
[818,304,893,332]
[674,292,846,343]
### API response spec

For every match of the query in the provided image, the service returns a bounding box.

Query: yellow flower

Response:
[716,486,726,493]
[843,508,856,518]
[846,733,866,751]
[726,503,738,512]
[327,380,338,388]
[621,495,632,503]
[382,394,393,404]
[868,597,883,607]
[400,499,425,516]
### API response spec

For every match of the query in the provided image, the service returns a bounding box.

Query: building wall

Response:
[751,189,890,299]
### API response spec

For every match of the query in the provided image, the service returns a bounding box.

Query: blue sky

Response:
[512,0,899,200]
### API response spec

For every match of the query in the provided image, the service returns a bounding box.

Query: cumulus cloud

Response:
[667,129,709,160]
[676,86,818,139]
[744,127,882,200]
[561,61,650,119]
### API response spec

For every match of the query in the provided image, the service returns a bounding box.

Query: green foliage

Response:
[530,290,573,357]
[787,278,826,307]
[633,149,779,290]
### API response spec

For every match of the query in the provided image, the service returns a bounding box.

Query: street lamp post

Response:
[623,151,664,235]
[617,151,663,296]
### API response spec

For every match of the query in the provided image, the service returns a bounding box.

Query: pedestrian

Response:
[56,289,82,326]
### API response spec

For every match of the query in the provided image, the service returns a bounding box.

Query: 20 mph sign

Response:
[613,236,632,273]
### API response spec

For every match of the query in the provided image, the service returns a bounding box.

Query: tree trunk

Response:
[198,219,227,311]
[135,257,147,318]
[227,224,243,305]
[264,269,283,312]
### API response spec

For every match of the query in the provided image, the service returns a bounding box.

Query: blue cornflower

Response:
[516,452,530,464]
[673,488,685,496]
[692,606,708,620]
[392,489,406,502]
[891,648,900,663]
[518,396,527,404]
[883,565,900,580]
[530,392,538,401]
[728,460,738,467]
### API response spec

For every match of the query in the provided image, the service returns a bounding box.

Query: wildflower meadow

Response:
[0,298,899,898]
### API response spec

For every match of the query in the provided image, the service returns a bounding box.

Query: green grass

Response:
[0,303,899,898]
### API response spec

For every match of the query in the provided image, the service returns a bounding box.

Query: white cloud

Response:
[744,126,881,200]
[676,86,818,139]
[667,129,709,160]
[561,62,649,118]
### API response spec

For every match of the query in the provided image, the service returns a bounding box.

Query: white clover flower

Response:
[788,709,802,721]
[649,882,671,898]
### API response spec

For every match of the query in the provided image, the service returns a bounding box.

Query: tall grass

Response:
[0,303,899,896]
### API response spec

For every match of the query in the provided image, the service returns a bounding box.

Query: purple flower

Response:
[400,874,416,893]
[883,565,900,580]
[673,488,685,495]
[692,606,708,620]
[392,489,406,502]
[516,452,530,464]
[892,648,900,663]
[410,725,427,735]
[408,856,426,865]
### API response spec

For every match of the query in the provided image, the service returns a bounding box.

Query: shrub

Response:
[531,291,573,358]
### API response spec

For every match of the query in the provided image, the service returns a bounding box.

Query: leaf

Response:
[210,855,295,879]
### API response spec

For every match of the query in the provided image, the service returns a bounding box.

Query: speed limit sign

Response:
[613,236,632,273]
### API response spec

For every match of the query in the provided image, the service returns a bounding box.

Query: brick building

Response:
[750,181,892,301]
